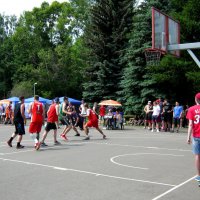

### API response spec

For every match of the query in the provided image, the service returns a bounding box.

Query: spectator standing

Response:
[0,103,3,123]
[151,101,161,132]
[115,110,123,129]
[162,99,173,132]
[144,101,153,130]
[4,102,13,124]
[171,101,183,133]
[99,105,106,125]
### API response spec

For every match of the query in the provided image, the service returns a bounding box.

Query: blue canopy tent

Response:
[59,97,81,105]
[7,97,19,106]
[25,96,50,104]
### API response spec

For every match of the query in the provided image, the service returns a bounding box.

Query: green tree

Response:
[0,14,17,98]
[10,1,88,98]
[83,0,134,102]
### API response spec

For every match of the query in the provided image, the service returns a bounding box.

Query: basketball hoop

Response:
[145,49,162,66]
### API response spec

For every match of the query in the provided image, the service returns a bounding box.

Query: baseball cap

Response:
[55,97,60,103]
[195,93,200,100]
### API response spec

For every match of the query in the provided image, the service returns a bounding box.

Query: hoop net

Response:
[145,49,161,66]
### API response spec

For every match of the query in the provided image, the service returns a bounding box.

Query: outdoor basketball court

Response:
[0,125,199,200]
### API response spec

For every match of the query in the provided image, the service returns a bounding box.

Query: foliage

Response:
[82,0,134,102]
[0,0,199,114]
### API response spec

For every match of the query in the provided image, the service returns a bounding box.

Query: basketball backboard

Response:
[152,7,180,56]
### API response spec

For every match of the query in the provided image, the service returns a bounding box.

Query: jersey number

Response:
[194,114,200,124]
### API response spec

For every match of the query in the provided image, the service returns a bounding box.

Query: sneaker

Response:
[176,130,179,133]
[16,144,24,149]
[195,176,200,182]
[103,135,106,139]
[54,141,61,145]
[35,142,41,150]
[156,129,159,132]
[7,140,12,147]
[151,129,154,132]
[83,136,90,140]
[74,133,80,136]
[60,134,68,141]
[41,142,48,147]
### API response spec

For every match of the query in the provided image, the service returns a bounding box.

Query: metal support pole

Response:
[33,82,37,96]
[187,49,200,68]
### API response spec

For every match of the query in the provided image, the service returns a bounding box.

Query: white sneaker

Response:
[157,129,159,132]
[151,129,154,132]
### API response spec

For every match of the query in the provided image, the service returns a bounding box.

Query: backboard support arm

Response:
[168,42,200,68]
[187,49,200,68]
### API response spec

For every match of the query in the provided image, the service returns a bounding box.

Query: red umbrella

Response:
[98,99,122,106]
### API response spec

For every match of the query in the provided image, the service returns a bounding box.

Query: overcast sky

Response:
[0,0,66,17]
[0,0,143,17]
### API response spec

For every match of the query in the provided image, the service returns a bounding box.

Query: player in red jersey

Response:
[28,95,45,150]
[40,97,61,146]
[82,103,106,140]
[187,93,200,182]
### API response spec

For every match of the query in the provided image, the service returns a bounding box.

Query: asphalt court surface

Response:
[0,125,199,200]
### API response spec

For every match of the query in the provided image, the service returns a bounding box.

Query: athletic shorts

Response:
[144,113,148,120]
[60,116,70,126]
[29,122,43,133]
[192,137,200,154]
[152,115,159,122]
[163,113,172,122]
[14,122,25,135]
[45,122,57,132]
[86,120,98,128]
[71,119,77,126]
[147,112,153,121]
[173,118,180,126]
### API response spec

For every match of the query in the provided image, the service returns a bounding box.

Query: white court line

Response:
[87,142,191,152]
[0,157,176,187]
[109,136,186,139]
[110,153,184,170]
[152,175,197,200]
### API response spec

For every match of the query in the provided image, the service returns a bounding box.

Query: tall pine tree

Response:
[83,0,134,102]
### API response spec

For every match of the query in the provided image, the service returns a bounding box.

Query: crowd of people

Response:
[99,105,124,130]
[143,98,189,133]
[3,93,200,185]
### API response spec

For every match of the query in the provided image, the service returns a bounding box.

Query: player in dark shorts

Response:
[59,106,80,139]
[40,97,61,146]
[7,96,26,149]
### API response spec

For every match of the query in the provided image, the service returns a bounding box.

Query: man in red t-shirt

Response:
[40,97,61,146]
[82,103,106,140]
[28,95,45,150]
[99,105,106,125]
[187,92,200,182]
